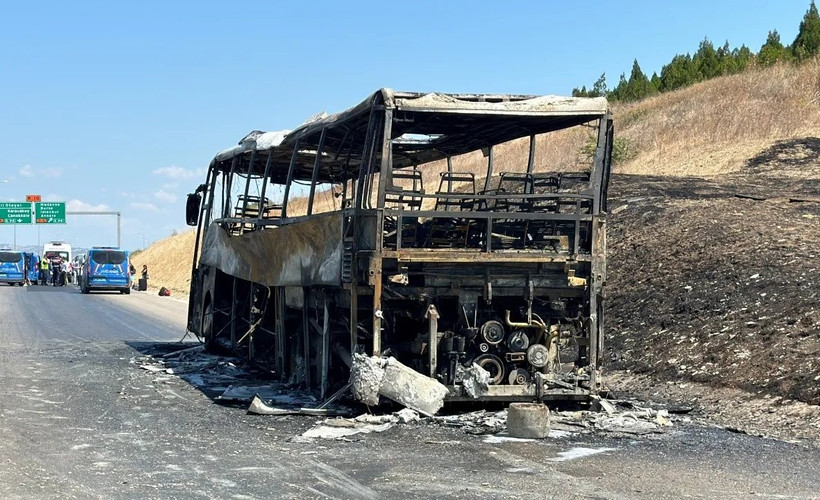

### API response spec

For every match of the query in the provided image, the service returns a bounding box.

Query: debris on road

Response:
[507,403,551,439]
[132,344,680,443]
[295,409,421,441]
[350,353,449,416]
[433,410,507,435]
[433,399,677,439]
[548,446,617,462]
[455,363,490,398]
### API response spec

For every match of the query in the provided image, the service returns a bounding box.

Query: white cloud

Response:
[154,190,177,203]
[66,199,109,211]
[153,165,200,180]
[19,165,63,178]
[131,202,160,212]
[161,182,179,190]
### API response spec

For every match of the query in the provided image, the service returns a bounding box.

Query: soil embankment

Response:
[606,138,820,406]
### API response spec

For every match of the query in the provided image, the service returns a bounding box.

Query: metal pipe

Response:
[426,305,440,378]
[504,309,547,343]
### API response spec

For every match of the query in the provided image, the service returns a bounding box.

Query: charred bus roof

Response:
[209,88,609,183]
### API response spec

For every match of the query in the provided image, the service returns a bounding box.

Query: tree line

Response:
[573,1,820,102]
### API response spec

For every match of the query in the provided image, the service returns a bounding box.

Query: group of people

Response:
[38,257,74,286]
[130,263,149,290]
[31,258,148,290]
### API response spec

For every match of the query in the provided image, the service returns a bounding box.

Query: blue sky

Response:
[0,0,811,251]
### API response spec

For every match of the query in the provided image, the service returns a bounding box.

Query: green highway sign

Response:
[0,202,33,224]
[35,202,67,224]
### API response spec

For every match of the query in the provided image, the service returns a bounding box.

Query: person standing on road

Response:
[61,259,69,286]
[51,258,60,286]
[39,258,49,285]
[140,265,149,290]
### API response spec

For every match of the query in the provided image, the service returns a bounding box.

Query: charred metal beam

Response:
[307,128,328,216]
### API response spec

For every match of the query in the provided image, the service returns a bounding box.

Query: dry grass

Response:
[130,230,196,296]
[614,60,820,175]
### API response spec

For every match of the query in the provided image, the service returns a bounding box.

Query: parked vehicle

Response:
[43,241,72,263]
[81,247,131,294]
[0,250,26,286]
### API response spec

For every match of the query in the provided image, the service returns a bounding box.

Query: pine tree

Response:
[609,73,628,101]
[716,41,732,74]
[591,73,608,97]
[620,59,656,102]
[792,0,820,60]
[650,72,661,91]
[759,30,789,65]
[572,73,608,98]
[660,54,698,91]
[693,38,722,80]
[729,45,754,73]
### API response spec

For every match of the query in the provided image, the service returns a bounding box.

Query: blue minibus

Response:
[81,247,131,294]
[0,250,26,286]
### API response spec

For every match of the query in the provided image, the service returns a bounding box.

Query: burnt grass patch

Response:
[605,172,820,405]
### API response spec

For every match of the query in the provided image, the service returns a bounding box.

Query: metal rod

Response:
[426,305,440,378]
[256,151,274,229]
[239,150,256,234]
[527,134,536,175]
[281,137,301,218]
[230,277,237,346]
[307,128,327,216]
[276,287,287,379]
[224,157,239,220]
[303,287,311,387]
[376,109,393,209]
[483,146,494,192]
[321,298,330,399]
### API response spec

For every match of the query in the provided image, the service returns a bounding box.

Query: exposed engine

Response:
[384,295,589,391]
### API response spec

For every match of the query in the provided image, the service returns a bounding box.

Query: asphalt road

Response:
[0,284,818,499]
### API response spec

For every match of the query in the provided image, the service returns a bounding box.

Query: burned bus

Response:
[185,89,612,405]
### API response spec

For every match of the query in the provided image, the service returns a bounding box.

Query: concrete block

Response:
[507,402,551,439]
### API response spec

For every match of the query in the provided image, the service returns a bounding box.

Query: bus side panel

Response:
[198,213,343,288]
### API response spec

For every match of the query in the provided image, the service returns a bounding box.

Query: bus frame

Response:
[185,88,613,404]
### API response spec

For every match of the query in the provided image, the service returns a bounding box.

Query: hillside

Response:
[137,63,820,417]
[130,230,196,297]
[613,60,820,175]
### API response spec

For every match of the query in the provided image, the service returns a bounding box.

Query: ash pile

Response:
[131,344,683,443]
